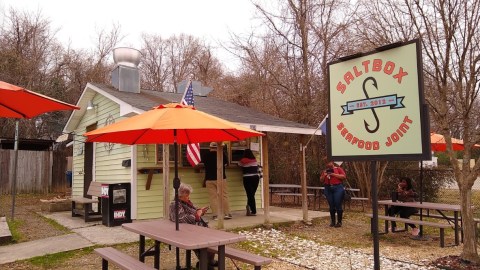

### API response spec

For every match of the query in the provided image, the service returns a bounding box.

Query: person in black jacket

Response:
[203,142,232,220]
[388,177,419,236]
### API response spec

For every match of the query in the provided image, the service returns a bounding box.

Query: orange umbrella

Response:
[84,103,264,230]
[0,81,79,118]
[84,103,264,144]
[0,81,80,220]
[430,132,470,152]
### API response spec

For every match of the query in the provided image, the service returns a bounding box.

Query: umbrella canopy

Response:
[430,132,466,152]
[84,103,264,231]
[0,81,79,118]
[0,80,79,220]
[84,103,264,144]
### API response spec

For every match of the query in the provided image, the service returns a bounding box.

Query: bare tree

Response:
[402,0,480,262]
[140,34,223,92]
[228,0,357,185]
[0,7,122,140]
[0,8,65,139]
[140,34,170,91]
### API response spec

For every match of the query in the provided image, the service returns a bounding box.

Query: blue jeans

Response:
[324,184,345,213]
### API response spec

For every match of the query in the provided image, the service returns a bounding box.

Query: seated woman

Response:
[169,183,217,269]
[388,176,419,236]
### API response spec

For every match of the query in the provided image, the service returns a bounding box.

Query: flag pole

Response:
[299,115,327,224]
[180,79,193,104]
[304,115,327,150]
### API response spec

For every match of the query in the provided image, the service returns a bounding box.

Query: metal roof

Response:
[64,83,320,136]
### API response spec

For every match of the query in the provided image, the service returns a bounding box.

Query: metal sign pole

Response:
[371,161,380,270]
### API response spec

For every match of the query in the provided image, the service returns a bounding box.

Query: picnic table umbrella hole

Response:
[84,103,264,230]
[0,81,79,219]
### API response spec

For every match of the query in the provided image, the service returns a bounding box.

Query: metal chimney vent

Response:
[111,47,142,93]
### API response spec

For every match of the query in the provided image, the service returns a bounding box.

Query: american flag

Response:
[181,81,201,167]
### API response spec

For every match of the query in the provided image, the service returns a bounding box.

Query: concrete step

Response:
[0,217,12,244]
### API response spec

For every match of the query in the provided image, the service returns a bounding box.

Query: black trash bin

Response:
[101,183,132,227]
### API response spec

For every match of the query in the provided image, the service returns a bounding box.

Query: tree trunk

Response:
[352,161,388,200]
[459,186,479,263]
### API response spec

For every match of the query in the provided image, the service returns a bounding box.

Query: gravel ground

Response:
[1,193,479,269]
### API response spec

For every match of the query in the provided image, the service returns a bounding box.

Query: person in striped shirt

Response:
[238,149,260,216]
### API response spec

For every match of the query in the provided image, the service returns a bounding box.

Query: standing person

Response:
[169,183,217,269]
[388,176,419,236]
[203,142,232,220]
[320,160,346,227]
[238,149,260,216]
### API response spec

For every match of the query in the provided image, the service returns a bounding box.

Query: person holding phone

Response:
[320,159,346,227]
[169,183,217,269]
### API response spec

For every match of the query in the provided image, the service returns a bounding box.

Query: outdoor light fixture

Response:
[35,117,43,129]
[35,117,43,134]
[86,100,97,112]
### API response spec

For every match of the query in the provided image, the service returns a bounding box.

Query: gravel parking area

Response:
[1,193,478,269]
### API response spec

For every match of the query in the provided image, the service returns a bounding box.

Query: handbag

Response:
[343,178,354,202]
[257,165,263,179]
[343,189,353,202]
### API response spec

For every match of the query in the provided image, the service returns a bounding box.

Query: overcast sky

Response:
[1,0,259,71]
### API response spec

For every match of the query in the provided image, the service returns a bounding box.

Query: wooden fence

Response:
[0,149,68,194]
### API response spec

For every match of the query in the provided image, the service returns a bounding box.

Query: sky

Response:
[1,0,259,71]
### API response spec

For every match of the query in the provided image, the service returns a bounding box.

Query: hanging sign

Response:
[327,39,431,161]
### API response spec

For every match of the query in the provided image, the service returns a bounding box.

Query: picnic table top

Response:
[269,184,360,192]
[378,200,461,212]
[122,219,246,250]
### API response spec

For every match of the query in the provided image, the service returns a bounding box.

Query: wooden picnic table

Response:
[269,184,363,210]
[122,219,246,270]
[269,184,302,203]
[307,186,361,210]
[378,200,462,245]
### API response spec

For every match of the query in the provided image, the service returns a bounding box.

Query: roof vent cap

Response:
[112,47,142,68]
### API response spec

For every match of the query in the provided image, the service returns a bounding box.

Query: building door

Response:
[84,123,97,197]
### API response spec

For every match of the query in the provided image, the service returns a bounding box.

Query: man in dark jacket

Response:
[203,142,232,220]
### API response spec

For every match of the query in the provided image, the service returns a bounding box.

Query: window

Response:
[156,141,254,167]
[156,144,176,164]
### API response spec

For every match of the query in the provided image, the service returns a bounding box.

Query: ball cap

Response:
[209,142,217,148]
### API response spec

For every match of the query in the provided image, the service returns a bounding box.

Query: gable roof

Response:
[64,83,320,136]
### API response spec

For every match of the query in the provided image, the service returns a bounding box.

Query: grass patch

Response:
[28,246,95,268]
[6,219,24,243]
[38,215,70,232]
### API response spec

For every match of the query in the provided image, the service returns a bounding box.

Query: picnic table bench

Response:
[95,247,155,270]
[307,186,367,211]
[276,192,314,206]
[366,214,452,247]
[347,197,369,211]
[207,246,272,270]
[71,181,103,222]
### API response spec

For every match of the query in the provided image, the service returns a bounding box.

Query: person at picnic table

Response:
[388,176,420,236]
[320,159,346,227]
[168,182,218,269]
[238,149,260,216]
[203,142,232,220]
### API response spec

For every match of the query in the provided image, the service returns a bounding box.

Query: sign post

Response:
[327,39,430,270]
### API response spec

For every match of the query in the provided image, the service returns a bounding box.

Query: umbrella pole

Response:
[11,120,19,220]
[173,131,180,231]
